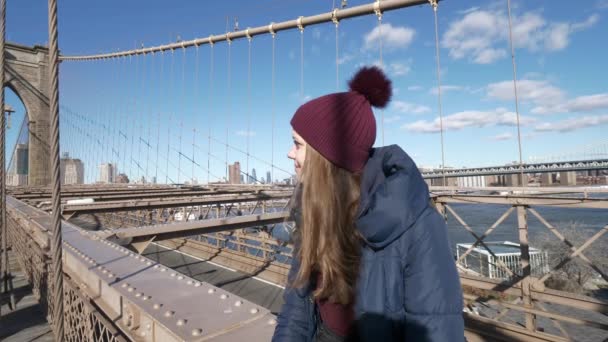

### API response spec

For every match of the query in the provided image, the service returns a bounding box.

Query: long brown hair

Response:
[292,145,362,305]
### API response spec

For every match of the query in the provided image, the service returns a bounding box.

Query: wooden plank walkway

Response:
[0,248,54,342]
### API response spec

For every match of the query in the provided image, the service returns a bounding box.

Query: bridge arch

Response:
[3,42,50,185]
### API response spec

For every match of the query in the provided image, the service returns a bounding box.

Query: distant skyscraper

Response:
[251,168,257,183]
[7,143,28,186]
[115,173,129,183]
[60,156,84,185]
[98,163,115,183]
[240,174,244,184]
[228,162,241,184]
[267,171,271,185]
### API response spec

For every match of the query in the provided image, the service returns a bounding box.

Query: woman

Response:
[272,67,464,342]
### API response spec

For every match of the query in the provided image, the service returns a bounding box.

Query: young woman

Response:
[272,67,464,342]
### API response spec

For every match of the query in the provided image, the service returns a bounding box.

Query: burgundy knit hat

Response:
[290,66,392,173]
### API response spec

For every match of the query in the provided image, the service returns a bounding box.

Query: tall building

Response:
[250,168,257,183]
[60,154,85,185]
[115,173,130,183]
[98,163,116,183]
[266,171,272,185]
[228,162,241,184]
[7,143,28,186]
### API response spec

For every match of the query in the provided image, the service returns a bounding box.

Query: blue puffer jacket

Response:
[272,145,464,341]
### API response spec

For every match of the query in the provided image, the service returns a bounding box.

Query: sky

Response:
[4,0,608,184]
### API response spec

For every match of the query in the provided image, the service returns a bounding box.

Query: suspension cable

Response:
[48,0,65,337]
[507,0,525,186]
[271,24,276,185]
[333,9,340,90]
[247,30,252,183]
[226,35,232,182]
[430,0,446,186]
[375,0,385,145]
[208,41,214,184]
[297,17,304,101]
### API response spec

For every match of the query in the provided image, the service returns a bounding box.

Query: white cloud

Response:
[490,132,514,141]
[337,53,354,65]
[487,79,565,106]
[429,85,467,95]
[236,130,256,137]
[389,61,411,76]
[364,23,415,51]
[534,114,608,132]
[403,108,536,133]
[407,85,422,91]
[393,101,431,114]
[459,7,480,15]
[532,93,608,114]
[384,115,402,123]
[442,9,599,64]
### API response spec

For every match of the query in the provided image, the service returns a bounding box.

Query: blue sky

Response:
[5,0,608,184]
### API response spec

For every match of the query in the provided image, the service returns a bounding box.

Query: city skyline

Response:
[3,0,608,184]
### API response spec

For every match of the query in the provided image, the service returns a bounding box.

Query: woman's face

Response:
[287,130,307,180]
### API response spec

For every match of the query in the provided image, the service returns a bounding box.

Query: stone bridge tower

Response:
[4,42,50,185]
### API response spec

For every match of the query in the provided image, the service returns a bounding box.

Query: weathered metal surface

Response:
[7,196,277,341]
[108,211,289,241]
[61,192,291,214]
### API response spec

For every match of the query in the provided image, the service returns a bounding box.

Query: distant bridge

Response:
[421,158,608,179]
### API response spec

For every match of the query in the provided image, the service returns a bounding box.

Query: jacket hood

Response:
[356,145,430,249]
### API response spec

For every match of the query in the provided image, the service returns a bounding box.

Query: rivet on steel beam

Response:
[160,268,167,272]
[97,266,103,270]
[187,280,193,285]
[142,295,150,301]
[108,273,115,278]
[146,323,151,330]
[250,308,259,314]
[122,283,130,288]
[153,303,163,310]
[220,294,228,300]
[268,319,277,325]
[170,272,176,277]
[207,289,215,294]
[135,293,142,297]
[128,287,135,292]
[146,261,152,266]
[234,300,242,307]
[153,265,159,269]
[177,275,184,280]
[194,282,201,287]
[102,269,108,274]
[176,319,187,326]
[164,310,175,317]
[192,329,203,337]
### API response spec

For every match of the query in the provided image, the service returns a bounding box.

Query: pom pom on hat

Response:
[348,66,392,108]
[291,65,394,172]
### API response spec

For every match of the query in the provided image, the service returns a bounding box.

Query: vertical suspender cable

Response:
[130,54,138,180]
[298,19,304,101]
[271,27,276,186]
[375,1,385,146]
[156,51,164,183]
[0,0,7,317]
[48,0,65,338]
[145,52,154,183]
[507,0,525,186]
[194,45,200,184]
[138,51,146,181]
[208,42,214,184]
[247,33,252,184]
[431,0,446,186]
[122,56,129,175]
[111,57,118,179]
[226,37,232,182]
[333,10,339,91]
[166,49,174,184]
[192,128,196,183]
[178,47,186,184]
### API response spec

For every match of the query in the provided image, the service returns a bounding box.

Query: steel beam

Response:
[109,211,289,242]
